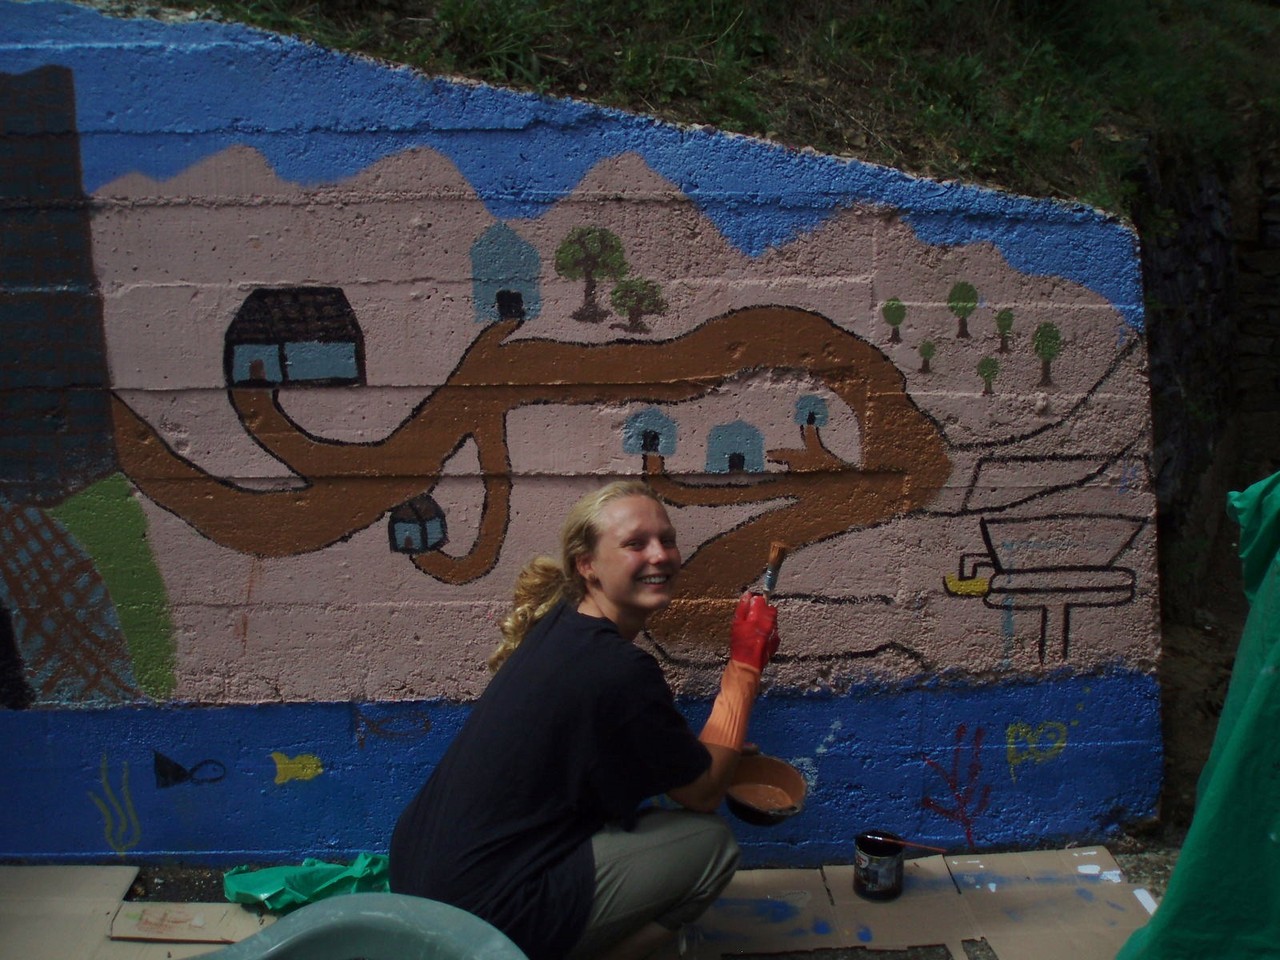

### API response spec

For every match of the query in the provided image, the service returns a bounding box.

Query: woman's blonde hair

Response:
[488,479,659,672]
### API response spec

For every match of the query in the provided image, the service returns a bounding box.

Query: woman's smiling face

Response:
[575,494,681,639]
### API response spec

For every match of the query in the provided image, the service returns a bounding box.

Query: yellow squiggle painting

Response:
[88,753,141,855]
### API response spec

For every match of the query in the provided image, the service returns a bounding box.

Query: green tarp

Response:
[1117,469,1280,959]
[224,853,390,913]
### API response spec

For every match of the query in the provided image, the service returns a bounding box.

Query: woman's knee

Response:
[653,813,739,924]
[694,816,740,895]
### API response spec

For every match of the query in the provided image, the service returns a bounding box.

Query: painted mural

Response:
[0,1,1160,865]
[92,142,1156,701]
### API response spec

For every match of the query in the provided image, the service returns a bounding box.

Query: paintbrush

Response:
[861,833,948,854]
[762,541,789,599]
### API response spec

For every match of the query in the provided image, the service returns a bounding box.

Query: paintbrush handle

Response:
[762,568,780,597]
[762,541,789,598]
[863,834,948,854]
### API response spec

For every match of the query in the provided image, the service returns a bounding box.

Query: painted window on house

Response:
[230,344,283,384]
[283,340,359,382]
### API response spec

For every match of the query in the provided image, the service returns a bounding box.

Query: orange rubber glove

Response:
[730,592,780,672]
[700,593,780,751]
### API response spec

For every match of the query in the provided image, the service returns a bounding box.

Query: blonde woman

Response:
[390,480,780,960]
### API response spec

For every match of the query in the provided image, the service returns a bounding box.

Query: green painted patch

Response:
[50,474,175,698]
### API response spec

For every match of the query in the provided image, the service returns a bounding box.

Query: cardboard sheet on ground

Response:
[680,867,844,956]
[4,850,1158,960]
[826,855,980,958]
[110,901,272,943]
[949,847,1155,960]
[0,866,270,960]
[0,865,138,960]
[673,847,1156,959]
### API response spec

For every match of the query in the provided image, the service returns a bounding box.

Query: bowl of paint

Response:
[726,754,807,826]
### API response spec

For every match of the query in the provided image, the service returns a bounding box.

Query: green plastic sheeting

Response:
[1117,469,1280,959]
[224,853,390,913]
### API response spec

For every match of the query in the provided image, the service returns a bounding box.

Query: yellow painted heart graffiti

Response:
[1005,721,1069,782]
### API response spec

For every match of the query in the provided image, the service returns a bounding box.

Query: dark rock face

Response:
[1136,145,1280,831]
[1137,147,1280,628]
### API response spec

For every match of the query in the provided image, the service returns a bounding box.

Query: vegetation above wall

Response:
[91,0,1280,217]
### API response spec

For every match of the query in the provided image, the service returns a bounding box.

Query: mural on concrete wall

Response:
[89,141,1155,702]
[0,1,1160,864]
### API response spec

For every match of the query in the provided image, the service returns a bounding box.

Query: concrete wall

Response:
[0,1,1161,866]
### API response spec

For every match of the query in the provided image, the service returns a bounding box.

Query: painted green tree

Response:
[977,356,999,395]
[882,297,906,343]
[995,308,1014,353]
[554,226,629,324]
[948,281,978,338]
[610,277,667,334]
[919,339,936,373]
[1032,321,1063,385]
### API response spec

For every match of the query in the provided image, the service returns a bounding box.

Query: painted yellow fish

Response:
[271,751,323,784]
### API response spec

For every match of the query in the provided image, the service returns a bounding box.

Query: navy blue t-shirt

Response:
[389,603,711,960]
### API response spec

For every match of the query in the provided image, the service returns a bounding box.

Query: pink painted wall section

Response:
[92,144,1156,702]
[0,2,1160,862]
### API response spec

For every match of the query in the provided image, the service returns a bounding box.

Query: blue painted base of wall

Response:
[0,671,1159,867]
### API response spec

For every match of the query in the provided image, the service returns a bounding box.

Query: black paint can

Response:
[854,831,905,901]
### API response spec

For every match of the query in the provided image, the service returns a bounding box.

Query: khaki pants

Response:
[566,809,739,960]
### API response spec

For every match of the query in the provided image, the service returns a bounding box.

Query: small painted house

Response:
[224,286,365,386]
[471,224,542,324]
[388,494,448,554]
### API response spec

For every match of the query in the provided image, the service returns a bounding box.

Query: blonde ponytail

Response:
[489,557,567,672]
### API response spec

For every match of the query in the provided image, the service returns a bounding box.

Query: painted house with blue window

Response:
[224,287,365,387]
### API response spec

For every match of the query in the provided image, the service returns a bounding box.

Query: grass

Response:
[91,0,1280,216]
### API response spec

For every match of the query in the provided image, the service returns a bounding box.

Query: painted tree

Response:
[948,281,978,338]
[610,277,667,334]
[995,308,1014,353]
[919,339,936,373]
[554,226,629,324]
[882,297,906,343]
[977,356,999,395]
[922,723,992,851]
[1032,321,1063,385]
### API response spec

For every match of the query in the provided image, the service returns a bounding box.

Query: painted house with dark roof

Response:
[224,286,365,387]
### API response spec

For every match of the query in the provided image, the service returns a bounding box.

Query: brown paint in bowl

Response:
[726,754,807,826]
[729,783,793,811]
